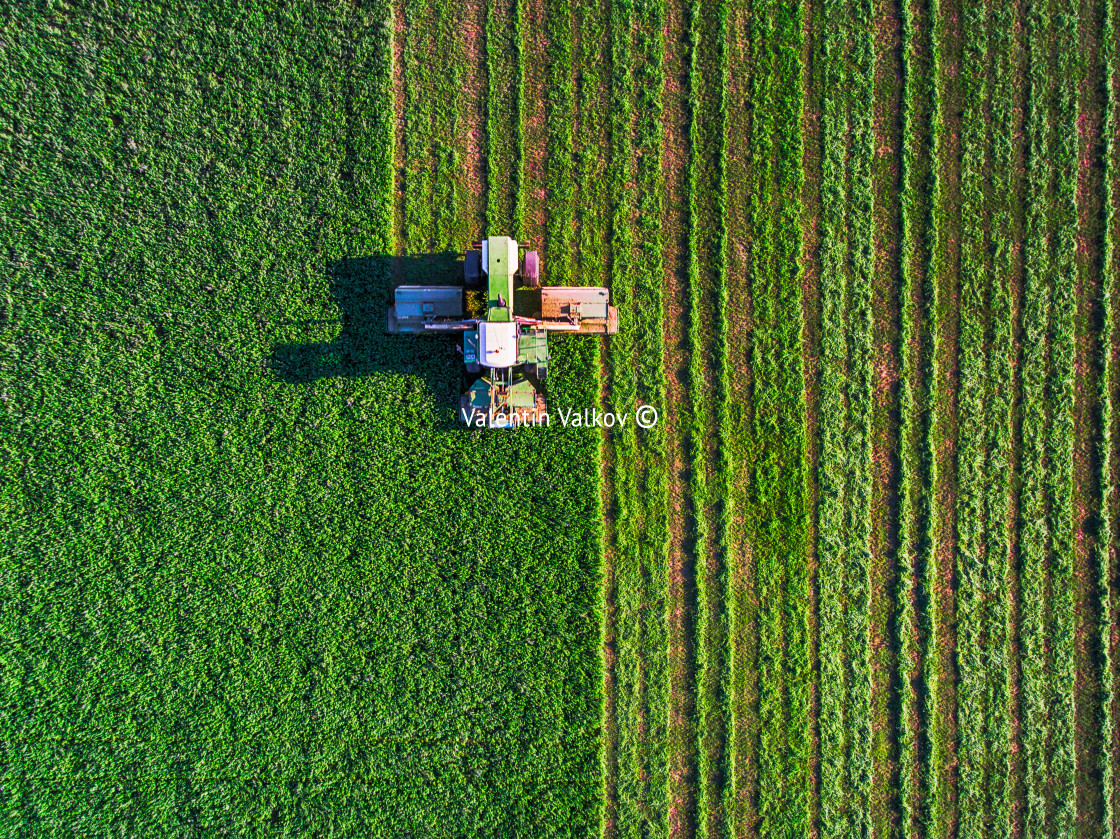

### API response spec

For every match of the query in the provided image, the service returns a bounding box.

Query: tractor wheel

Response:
[464,250,482,288]
[522,250,540,288]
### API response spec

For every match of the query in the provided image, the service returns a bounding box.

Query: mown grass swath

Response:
[1019,0,1078,830]
[725,0,764,828]
[600,0,667,833]
[1,2,601,834]
[953,0,1014,831]
[687,0,730,833]
[736,0,810,835]
[927,0,966,826]
[815,0,874,833]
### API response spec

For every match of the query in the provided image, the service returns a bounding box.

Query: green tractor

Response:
[387,235,618,427]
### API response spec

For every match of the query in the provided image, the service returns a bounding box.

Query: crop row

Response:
[1019,0,1079,829]
[814,0,875,834]
[953,0,1014,832]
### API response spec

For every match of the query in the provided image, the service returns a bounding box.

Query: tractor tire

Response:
[522,250,540,288]
[464,250,482,288]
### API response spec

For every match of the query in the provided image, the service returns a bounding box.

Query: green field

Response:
[1,4,599,835]
[4,0,1120,836]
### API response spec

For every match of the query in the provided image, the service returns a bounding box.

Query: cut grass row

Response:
[593,0,672,832]
[868,0,904,830]
[953,0,1014,830]
[688,0,729,833]
[815,0,875,833]
[898,0,936,831]
[726,0,764,829]
[738,0,812,836]
[1020,0,1079,829]
[928,0,964,828]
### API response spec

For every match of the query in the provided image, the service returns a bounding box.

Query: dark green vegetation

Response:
[1,3,600,835]
[3,0,1120,835]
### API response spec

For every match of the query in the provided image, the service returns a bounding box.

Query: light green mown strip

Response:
[816,0,874,833]
[632,0,671,835]
[954,0,1013,831]
[545,0,576,285]
[742,0,810,836]
[604,0,648,832]
[928,0,965,827]
[604,0,671,832]
[486,0,519,231]
[690,0,730,833]
[725,0,762,829]
[1021,0,1078,829]
[401,0,461,269]
[898,0,935,831]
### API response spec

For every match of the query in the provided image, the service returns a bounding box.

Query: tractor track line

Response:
[799,0,822,830]
[1073,0,1109,825]
[869,0,905,832]
[929,0,964,826]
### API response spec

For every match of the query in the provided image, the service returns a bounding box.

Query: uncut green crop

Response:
[0,3,601,836]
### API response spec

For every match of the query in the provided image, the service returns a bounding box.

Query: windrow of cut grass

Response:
[731,0,812,836]
[927,0,964,828]
[1019,0,1079,830]
[953,0,1014,831]
[1073,0,1110,825]
[814,0,875,834]
[897,0,935,832]
[685,0,729,834]
[598,0,671,833]
[868,0,904,831]
[726,0,764,830]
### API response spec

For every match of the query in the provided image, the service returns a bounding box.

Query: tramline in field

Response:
[387,235,618,426]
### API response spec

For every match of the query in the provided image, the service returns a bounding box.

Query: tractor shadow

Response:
[269,253,468,422]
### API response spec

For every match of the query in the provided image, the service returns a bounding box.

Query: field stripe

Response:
[661,0,697,830]
[1004,0,1032,828]
[815,0,876,833]
[953,0,1017,830]
[739,0,812,836]
[486,0,519,230]
[799,0,824,830]
[457,0,487,240]
[928,0,965,827]
[869,0,905,830]
[1073,0,1111,825]
[898,0,936,832]
[687,0,731,834]
[727,0,764,830]
[1020,0,1080,829]
[597,0,673,832]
